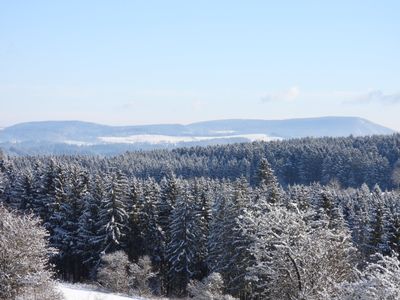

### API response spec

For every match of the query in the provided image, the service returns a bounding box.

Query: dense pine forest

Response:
[1,134,400,299]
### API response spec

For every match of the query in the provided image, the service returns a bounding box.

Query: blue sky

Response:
[1,0,399,130]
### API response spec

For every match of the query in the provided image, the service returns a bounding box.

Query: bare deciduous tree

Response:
[0,205,61,300]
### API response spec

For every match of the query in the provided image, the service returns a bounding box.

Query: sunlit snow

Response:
[58,283,150,300]
[64,140,95,146]
[98,134,282,144]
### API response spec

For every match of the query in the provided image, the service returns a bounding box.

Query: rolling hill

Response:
[0,117,395,155]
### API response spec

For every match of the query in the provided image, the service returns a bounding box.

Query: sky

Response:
[0,0,399,130]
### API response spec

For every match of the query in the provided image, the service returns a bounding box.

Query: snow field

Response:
[58,283,149,300]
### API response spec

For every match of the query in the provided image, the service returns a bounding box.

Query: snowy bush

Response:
[243,203,357,299]
[97,251,156,296]
[129,255,156,296]
[332,252,400,300]
[97,251,131,294]
[188,273,238,300]
[0,205,61,300]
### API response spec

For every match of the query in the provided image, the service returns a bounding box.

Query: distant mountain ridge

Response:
[0,117,395,155]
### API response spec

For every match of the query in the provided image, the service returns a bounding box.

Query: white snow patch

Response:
[210,130,237,134]
[58,283,150,300]
[98,134,282,145]
[64,140,95,146]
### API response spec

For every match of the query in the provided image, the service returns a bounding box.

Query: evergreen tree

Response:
[316,188,346,230]
[256,158,281,204]
[369,197,385,255]
[191,178,212,280]
[351,184,372,258]
[362,185,386,256]
[139,178,163,263]
[12,169,36,211]
[207,182,233,274]
[157,174,180,293]
[124,177,143,261]
[158,173,179,237]
[0,172,5,202]
[35,159,58,225]
[94,172,128,255]
[77,174,104,276]
[52,166,87,281]
[223,177,253,297]
[166,183,198,296]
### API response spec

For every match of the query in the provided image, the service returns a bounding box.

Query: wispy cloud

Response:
[348,90,400,105]
[261,86,300,103]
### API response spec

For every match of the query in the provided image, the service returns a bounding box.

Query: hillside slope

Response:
[0,117,395,155]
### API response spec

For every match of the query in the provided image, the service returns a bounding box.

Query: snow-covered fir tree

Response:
[166,182,199,296]
[94,171,128,255]
[124,177,143,261]
[139,178,163,264]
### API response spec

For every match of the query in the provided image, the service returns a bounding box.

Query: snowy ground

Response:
[98,133,281,144]
[58,283,151,300]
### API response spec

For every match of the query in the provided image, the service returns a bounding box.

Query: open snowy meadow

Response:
[58,283,154,300]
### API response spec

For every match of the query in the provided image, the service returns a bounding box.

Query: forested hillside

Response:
[3,134,396,189]
[1,134,400,299]
[112,134,400,189]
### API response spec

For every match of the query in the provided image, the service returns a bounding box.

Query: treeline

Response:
[6,134,400,189]
[114,134,400,189]
[1,147,400,298]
